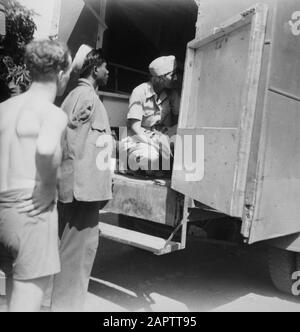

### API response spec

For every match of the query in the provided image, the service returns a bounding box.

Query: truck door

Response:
[248,0,300,243]
[172,4,269,218]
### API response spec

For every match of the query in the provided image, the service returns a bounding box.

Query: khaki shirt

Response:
[127,82,180,131]
[58,79,112,203]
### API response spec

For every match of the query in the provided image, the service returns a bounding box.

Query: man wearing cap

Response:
[120,55,180,176]
[49,48,113,312]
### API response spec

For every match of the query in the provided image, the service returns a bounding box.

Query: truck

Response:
[99,0,300,297]
[1,0,300,298]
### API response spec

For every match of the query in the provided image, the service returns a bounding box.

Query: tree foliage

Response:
[0,0,36,99]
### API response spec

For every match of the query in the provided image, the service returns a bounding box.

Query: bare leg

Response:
[42,276,54,309]
[9,276,50,312]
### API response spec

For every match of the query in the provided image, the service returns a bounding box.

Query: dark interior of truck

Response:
[103,0,198,95]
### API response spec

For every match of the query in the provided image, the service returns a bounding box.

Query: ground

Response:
[1,236,300,312]
[86,237,300,312]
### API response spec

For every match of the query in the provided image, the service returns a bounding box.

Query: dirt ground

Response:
[1,236,300,312]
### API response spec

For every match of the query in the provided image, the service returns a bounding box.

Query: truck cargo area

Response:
[99,173,188,255]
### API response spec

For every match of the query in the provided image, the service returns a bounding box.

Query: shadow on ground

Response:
[88,238,300,312]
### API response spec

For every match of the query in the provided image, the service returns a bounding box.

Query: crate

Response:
[104,173,183,227]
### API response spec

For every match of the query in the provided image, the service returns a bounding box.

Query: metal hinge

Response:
[242,204,254,239]
[241,8,256,18]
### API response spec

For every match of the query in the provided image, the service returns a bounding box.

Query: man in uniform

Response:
[120,55,180,176]
[50,48,113,312]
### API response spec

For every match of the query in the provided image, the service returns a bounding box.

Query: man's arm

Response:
[18,108,68,216]
[127,88,156,146]
[36,109,68,184]
[128,119,151,145]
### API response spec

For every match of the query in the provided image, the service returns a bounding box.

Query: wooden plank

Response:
[232,4,269,216]
[241,19,272,238]
[100,222,167,250]
[49,0,61,39]
[99,223,182,255]
[195,0,276,41]
[178,47,196,129]
[189,8,254,50]
[96,0,108,48]
[109,62,148,77]
[99,91,130,99]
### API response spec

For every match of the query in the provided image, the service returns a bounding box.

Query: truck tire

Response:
[297,253,300,271]
[294,254,300,296]
[268,246,297,295]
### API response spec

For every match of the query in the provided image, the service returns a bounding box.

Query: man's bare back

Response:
[0,90,67,193]
[0,39,72,312]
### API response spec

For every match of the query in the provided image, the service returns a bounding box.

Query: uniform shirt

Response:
[127,82,180,131]
[58,79,113,203]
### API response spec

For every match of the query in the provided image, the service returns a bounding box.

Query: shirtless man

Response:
[0,40,72,312]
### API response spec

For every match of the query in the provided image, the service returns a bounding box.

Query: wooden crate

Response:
[104,173,183,227]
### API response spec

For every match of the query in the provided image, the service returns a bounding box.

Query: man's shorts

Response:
[0,189,60,281]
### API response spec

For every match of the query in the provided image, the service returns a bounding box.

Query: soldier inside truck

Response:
[102,0,197,178]
[118,55,182,179]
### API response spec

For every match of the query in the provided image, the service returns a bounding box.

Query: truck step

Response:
[99,222,183,256]
[0,270,6,296]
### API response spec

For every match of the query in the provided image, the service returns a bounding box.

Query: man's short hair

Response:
[80,49,106,78]
[25,40,71,82]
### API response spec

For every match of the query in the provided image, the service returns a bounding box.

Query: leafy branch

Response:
[0,0,36,99]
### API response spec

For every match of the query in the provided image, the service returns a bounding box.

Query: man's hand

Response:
[151,132,173,158]
[17,184,56,217]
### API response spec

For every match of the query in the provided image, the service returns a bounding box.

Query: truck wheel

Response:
[294,254,300,296]
[297,253,300,270]
[268,246,297,295]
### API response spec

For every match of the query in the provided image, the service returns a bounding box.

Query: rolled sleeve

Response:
[127,89,144,121]
[65,99,94,129]
[73,100,93,121]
